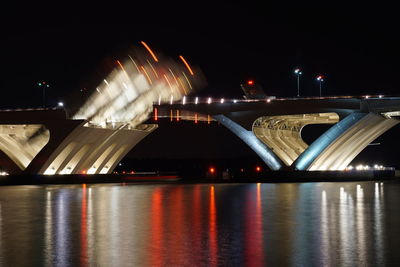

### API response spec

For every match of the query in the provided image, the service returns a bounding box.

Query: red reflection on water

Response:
[209,186,218,267]
[245,183,264,267]
[192,185,202,264]
[168,187,186,265]
[150,188,164,266]
[80,184,88,267]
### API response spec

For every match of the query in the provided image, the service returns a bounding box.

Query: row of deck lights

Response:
[164,96,272,105]
[346,164,386,171]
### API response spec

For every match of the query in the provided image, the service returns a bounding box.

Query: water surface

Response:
[1,181,399,266]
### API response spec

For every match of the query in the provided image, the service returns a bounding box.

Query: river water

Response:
[0,181,399,266]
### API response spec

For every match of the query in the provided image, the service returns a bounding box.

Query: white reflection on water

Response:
[0,203,2,267]
[55,190,71,267]
[375,182,385,266]
[44,191,53,267]
[87,187,93,266]
[356,184,367,265]
[320,190,329,266]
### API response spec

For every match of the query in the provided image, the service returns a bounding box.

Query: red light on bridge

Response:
[256,166,261,172]
[209,167,215,174]
[154,108,158,121]
[81,170,87,175]
[247,80,254,85]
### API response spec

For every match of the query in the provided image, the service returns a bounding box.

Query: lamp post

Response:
[294,68,302,97]
[38,81,50,108]
[316,75,324,97]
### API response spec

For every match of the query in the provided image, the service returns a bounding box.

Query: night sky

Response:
[2,3,400,168]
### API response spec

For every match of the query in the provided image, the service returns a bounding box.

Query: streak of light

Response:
[182,72,193,90]
[170,109,173,122]
[140,66,153,85]
[141,41,159,62]
[207,115,211,124]
[158,95,161,105]
[169,68,179,85]
[147,60,159,78]
[170,95,174,104]
[179,55,194,75]
[182,96,186,105]
[164,74,173,92]
[116,60,126,72]
[195,113,198,124]
[176,110,180,121]
[195,97,199,104]
[177,77,188,95]
[208,97,212,104]
[128,55,141,72]
[103,79,109,85]
[220,98,224,103]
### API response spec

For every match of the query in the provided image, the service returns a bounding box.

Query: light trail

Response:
[179,55,194,75]
[141,66,153,85]
[128,55,141,72]
[73,44,204,128]
[141,41,159,62]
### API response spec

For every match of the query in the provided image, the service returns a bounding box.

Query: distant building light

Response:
[247,80,254,85]
[207,97,212,104]
[220,98,224,103]
[58,102,64,107]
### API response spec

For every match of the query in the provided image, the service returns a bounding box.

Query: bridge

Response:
[154,96,400,171]
[1,42,399,175]
[1,96,399,175]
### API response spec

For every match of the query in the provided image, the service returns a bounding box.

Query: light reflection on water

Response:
[0,181,400,266]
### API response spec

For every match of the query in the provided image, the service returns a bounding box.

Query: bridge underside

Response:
[0,117,157,175]
[252,113,339,166]
[296,112,399,170]
[213,112,398,171]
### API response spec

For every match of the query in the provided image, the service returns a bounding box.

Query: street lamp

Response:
[294,68,302,97]
[37,81,50,108]
[316,75,324,97]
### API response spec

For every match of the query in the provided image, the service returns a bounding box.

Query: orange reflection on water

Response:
[168,187,186,265]
[190,185,202,264]
[209,186,218,267]
[245,183,264,266]
[150,187,164,267]
[80,184,88,267]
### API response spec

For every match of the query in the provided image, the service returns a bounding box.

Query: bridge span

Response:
[154,96,400,171]
[1,96,399,175]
